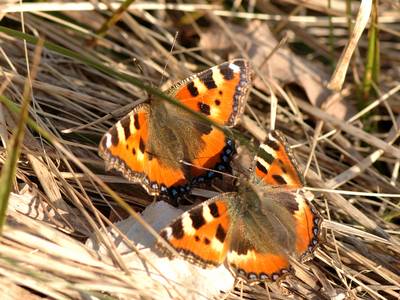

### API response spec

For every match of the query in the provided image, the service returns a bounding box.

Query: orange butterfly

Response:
[157,130,322,282]
[99,59,251,200]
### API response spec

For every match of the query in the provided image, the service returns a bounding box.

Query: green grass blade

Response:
[361,0,380,103]
[0,39,44,231]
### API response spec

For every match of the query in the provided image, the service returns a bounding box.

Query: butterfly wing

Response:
[164,59,251,185]
[100,60,251,198]
[267,191,322,260]
[254,130,304,190]
[157,194,234,268]
[227,131,321,282]
[183,121,235,182]
[99,104,188,196]
[226,191,321,282]
[254,131,322,259]
[249,130,321,273]
[168,59,251,127]
[294,192,322,258]
[227,225,292,282]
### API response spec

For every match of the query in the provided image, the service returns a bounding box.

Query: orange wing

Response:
[254,130,304,190]
[157,195,232,268]
[190,129,234,180]
[253,131,322,259]
[99,104,187,196]
[291,192,322,259]
[99,60,251,198]
[169,59,251,127]
[232,192,321,283]
[227,248,291,282]
[170,59,251,182]
[226,212,292,282]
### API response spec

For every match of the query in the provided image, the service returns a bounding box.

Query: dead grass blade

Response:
[0,38,44,231]
[328,0,372,91]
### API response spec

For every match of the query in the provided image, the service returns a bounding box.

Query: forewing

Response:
[157,194,234,268]
[168,59,251,127]
[254,130,304,190]
[99,104,187,195]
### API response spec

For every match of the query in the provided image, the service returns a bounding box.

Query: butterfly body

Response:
[99,59,251,199]
[157,131,322,282]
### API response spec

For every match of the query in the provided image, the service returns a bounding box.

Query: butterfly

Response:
[156,130,322,282]
[99,59,251,200]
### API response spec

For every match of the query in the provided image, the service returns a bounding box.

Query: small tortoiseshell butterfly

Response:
[157,130,322,282]
[99,59,251,199]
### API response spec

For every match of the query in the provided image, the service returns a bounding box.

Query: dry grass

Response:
[1,1,400,299]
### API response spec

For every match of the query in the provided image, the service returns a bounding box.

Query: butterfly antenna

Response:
[179,160,238,180]
[159,31,179,87]
[131,57,156,93]
[132,57,147,81]
[260,32,289,70]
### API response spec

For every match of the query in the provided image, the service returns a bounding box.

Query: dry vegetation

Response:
[0,1,400,299]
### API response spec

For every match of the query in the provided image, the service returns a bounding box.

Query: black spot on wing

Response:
[204,237,211,245]
[256,161,268,175]
[233,60,246,69]
[215,99,221,106]
[187,81,199,97]
[139,137,145,153]
[121,117,131,140]
[159,230,168,239]
[266,139,280,151]
[199,69,217,89]
[110,127,119,146]
[235,239,252,255]
[170,221,184,239]
[134,113,140,130]
[101,136,108,150]
[132,148,136,155]
[198,102,211,115]
[216,224,226,243]
[190,207,206,229]
[258,148,274,165]
[272,174,287,185]
[219,64,234,80]
[208,202,220,218]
